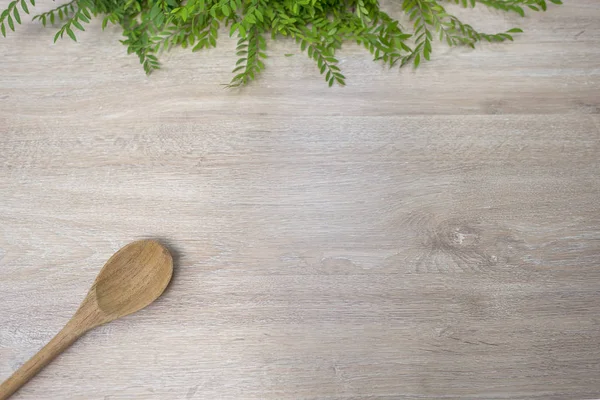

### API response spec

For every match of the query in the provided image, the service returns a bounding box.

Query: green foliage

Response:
[1,0,562,86]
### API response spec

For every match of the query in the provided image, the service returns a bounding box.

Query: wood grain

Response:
[1,1,600,399]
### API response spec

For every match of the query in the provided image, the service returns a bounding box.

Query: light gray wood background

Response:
[1,1,599,399]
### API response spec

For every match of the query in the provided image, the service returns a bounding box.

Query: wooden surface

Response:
[1,1,600,399]
[0,240,173,400]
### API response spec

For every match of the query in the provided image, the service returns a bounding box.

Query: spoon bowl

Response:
[94,240,173,322]
[0,239,173,400]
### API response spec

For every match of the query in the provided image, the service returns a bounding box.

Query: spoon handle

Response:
[0,320,84,400]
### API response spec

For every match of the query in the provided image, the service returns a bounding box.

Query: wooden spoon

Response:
[0,239,173,400]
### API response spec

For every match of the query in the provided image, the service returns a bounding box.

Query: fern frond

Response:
[0,0,563,86]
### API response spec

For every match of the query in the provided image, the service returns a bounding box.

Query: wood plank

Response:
[0,2,599,116]
[1,0,599,399]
